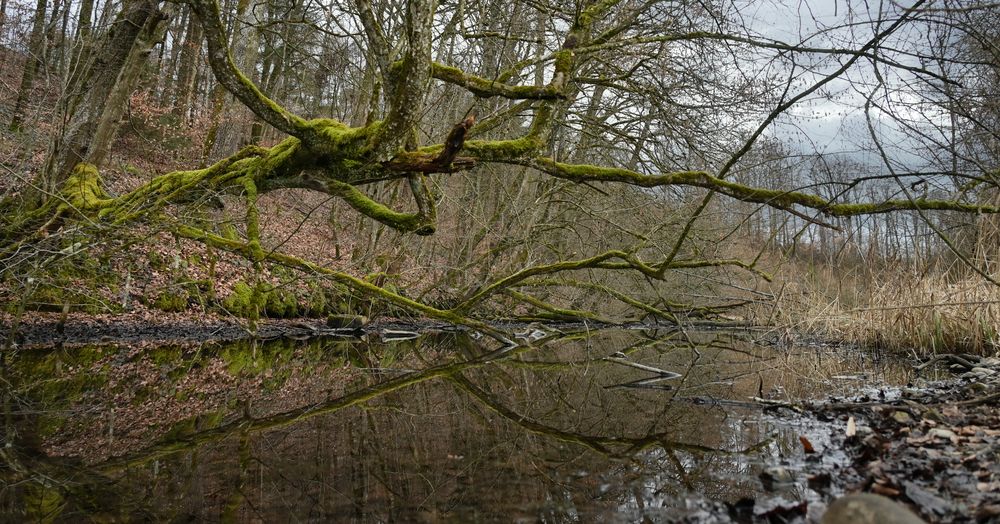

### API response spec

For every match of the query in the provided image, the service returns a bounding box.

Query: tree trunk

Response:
[8,0,48,133]
[172,9,203,120]
[203,0,261,162]
[32,0,165,206]
[68,0,94,77]
[88,7,173,167]
[158,10,188,104]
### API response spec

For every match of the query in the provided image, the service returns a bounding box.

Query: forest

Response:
[0,0,998,350]
[1,1,1000,521]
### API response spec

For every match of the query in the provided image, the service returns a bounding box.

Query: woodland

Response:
[1,0,999,351]
[3,2,1000,521]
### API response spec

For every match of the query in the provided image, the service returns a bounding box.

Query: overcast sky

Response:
[739,0,942,173]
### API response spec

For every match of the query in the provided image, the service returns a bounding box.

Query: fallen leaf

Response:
[871,483,901,497]
[800,435,815,454]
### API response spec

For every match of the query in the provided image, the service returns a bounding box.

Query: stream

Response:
[0,328,939,521]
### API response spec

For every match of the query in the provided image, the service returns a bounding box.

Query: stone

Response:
[821,493,924,524]
[326,314,368,330]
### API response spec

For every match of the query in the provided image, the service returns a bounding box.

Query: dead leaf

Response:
[872,483,901,497]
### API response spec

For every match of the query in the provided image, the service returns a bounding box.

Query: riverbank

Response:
[735,356,1000,523]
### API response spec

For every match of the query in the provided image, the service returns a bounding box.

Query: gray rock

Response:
[822,493,924,524]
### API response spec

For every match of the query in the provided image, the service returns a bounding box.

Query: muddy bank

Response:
[723,354,1000,523]
[0,313,469,349]
[0,313,668,349]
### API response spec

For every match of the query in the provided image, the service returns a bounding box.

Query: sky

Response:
[738,0,945,173]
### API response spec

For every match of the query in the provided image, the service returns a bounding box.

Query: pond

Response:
[0,328,912,522]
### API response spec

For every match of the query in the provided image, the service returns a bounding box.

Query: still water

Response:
[0,328,909,521]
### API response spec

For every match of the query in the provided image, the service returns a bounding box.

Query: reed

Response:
[760,259,1000,356]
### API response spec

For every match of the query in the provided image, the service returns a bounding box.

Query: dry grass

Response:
[759,259,1000,356]
[834,273,1000,355]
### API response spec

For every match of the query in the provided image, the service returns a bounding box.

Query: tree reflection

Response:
[0,329,906,521]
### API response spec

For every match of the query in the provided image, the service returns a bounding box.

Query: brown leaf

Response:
[799,435,815,454]
[871,483,901,497]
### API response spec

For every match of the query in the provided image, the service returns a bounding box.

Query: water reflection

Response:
[0,329,909,521]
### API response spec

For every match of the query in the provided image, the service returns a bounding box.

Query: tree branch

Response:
[529,157,1000,218]
[430,62,565,100]
[185,0,318,144]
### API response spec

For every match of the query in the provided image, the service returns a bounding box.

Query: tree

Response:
[3,0,999,335]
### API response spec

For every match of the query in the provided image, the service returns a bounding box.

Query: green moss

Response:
[149,346,184,366]
[577,0,621,28]
[222,281,259,319]
[241,177,265,262]
[553,49,574,72]
[220,338,297,384]
[264,285,299,318]
[324,179,434,234]
[306,283,328,317]
[220,222,240,241]
[147,250,166,270]
[462,136,542,162]
[24,482,66,523]
[16,253,119,314]
[220,280,302,318]
[17,348,109,438]
[60,163,112,212]
[187,279,215,304]
[429,62,561,100]
[154,290,188,312]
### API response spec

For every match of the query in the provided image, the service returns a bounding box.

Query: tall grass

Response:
[761,259,1000,356]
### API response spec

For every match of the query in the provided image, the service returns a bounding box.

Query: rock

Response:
[822,493,924,524]
[967,367,997,380]
[760,466,795,490]
[975,504,1000,521]
[326,314,368,330]
[903,481,951,517]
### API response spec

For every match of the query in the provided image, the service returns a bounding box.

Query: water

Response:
[0,328,910,522]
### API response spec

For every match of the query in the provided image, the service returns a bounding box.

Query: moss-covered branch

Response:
[322,179,435,235]
[430,62,565,100]
[530,158,1000,217]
